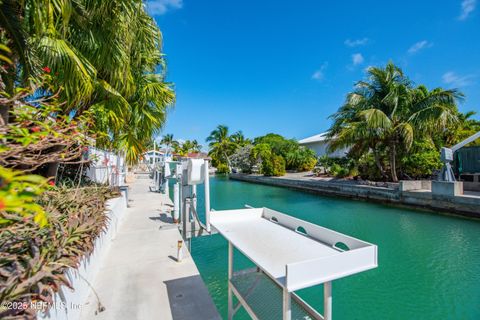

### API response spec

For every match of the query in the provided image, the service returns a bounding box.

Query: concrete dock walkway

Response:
[80,175,220,320]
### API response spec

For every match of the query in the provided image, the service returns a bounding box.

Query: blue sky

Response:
[148,0,480,146]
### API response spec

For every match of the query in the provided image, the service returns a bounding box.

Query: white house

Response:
[143,149,167,164]
[298,132,349,158]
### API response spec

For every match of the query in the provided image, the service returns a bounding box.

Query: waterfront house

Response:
[298,132,349,158]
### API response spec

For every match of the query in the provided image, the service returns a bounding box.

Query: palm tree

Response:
[328,62,461,182]
[0,0,175,164]
[231,131,250,146]
[441,110,480,147]
[190,140,202,153]
[161,134,178,155]
[206,125,235,169]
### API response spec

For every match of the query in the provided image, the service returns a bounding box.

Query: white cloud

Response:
[408,40,433,54]
[442,71,474,87]
[311,62,328,81]
[344,38,369,47]
[459,0,476,20]
[352,53,364,66]
[146,0,183,16]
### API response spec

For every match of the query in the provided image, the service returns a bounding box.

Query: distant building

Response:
[186,152,209,159]
[143,149,167,164]
[298,132,349,158]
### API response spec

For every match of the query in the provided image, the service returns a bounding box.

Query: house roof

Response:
[298,132,329,144]
[145,149,166,155]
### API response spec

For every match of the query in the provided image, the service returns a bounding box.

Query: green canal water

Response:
[187,176,480,319]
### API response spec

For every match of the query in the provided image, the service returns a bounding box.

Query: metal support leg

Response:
[183,198,189,241]
[283,287,291,320]
[324,281,332,320]
[228,241,233,320]
[173,183,180,223]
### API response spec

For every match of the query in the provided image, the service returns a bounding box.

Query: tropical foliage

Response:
[153,134,203,157]
[0,85,91,175]
[253,134,316,173]
[328,62,463,182]
[0,185,118,319]
[0,0,175,163]
[207,127,316,176]
[0,2,174,317]
[206,125,237,168]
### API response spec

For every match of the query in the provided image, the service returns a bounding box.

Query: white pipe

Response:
[227,241,233,320]
[192,184,197,211]
[204,159,211,233]
[173,182,180,223]
[324,281,332,320]
[282,287,291,320]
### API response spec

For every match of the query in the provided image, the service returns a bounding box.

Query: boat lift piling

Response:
[164,158,378,320]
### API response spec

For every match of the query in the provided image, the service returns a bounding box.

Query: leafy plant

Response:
[0,93,91,173]
[216,163,230,174]
[0,166,49,227]
[262,154,286,176]
[400,140,442,178]
[0,185,118,319]
[0,0,175,164]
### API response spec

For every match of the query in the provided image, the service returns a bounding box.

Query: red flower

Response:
[42,66,51,73]
[31,126,41,133]
[48,180,55,186]
[0,199,5,210]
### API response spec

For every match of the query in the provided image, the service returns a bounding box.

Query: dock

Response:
[79,174,220,320]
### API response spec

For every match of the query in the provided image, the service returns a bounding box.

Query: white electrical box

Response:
[187,159,205,185]
[441,147,454,162]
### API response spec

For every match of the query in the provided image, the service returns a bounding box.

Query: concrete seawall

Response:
[230,174,480,218]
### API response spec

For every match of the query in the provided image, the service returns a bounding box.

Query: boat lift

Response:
[439,131,480,182]
[167,158,378,320]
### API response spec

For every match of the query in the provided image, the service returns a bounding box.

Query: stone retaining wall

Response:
[230,174,480,218]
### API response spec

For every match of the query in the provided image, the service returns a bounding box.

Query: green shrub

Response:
[216,163,230,174]
[286,147,317,171]
[358,153,384,180]
[400,140,442,178]
[335,167,350,178]
[262,154,286,176]
[254,134,316,172]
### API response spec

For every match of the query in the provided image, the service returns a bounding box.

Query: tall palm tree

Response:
[206,125,235,168]
[0,0,175,163]
[328,62,461,182]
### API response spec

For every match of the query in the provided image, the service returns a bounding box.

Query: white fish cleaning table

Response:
[210,207,378,320]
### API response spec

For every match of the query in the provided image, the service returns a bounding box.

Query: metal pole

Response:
[324,281,332,320]
[282,287,291,320]
[164,162,169,195]
[228,241,233,320]
[204,159,211,232]
[183,197,189,242]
